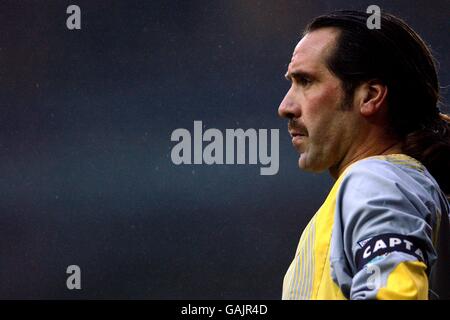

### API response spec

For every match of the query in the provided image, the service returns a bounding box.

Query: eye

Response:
[297,76,311,86]
[291,74,312,86]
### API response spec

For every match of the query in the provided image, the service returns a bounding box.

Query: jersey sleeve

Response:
[335,159,440,300]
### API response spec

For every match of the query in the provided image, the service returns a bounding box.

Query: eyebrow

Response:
[284,70,314,82]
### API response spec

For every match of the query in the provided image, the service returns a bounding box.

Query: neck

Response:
[329,140,403,180]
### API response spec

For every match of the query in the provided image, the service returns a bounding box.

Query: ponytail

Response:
[403,113,450,195]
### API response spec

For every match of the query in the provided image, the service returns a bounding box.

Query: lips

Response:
[288,121,307,137]
[289,131,306,138]
[288,121,308,148]
[290,134,306,152]
[288,129,308,138]
[288,126,308,148]
[292,134,305,144]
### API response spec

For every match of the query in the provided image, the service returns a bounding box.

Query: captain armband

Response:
[355,233,429,271]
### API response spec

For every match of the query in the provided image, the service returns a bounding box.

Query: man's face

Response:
[278,27,359,174]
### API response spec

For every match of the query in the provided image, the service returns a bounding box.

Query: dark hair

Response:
[304,10,450,194]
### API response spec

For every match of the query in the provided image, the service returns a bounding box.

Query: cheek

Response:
[305,87,342,126]
[315,83,343,106]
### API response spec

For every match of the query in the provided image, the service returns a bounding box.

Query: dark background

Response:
[0,0,448,299]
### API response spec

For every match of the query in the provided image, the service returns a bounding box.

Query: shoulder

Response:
[338,154,437,201]
[333,155,443,272]
[336,154,443,226]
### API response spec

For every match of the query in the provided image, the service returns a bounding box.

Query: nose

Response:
[278,89,300,119]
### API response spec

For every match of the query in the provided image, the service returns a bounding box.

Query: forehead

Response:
[289,27,340,72]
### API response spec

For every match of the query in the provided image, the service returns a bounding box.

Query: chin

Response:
[298,154,328,172]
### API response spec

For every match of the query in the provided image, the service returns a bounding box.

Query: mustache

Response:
[288,120,308,135]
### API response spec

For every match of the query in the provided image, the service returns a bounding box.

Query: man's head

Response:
[279,10,445,179]
[279,27,364,175]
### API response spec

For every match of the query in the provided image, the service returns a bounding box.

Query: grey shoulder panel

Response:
[329,156,448,298]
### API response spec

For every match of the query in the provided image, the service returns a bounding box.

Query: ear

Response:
[356,80,388,117]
